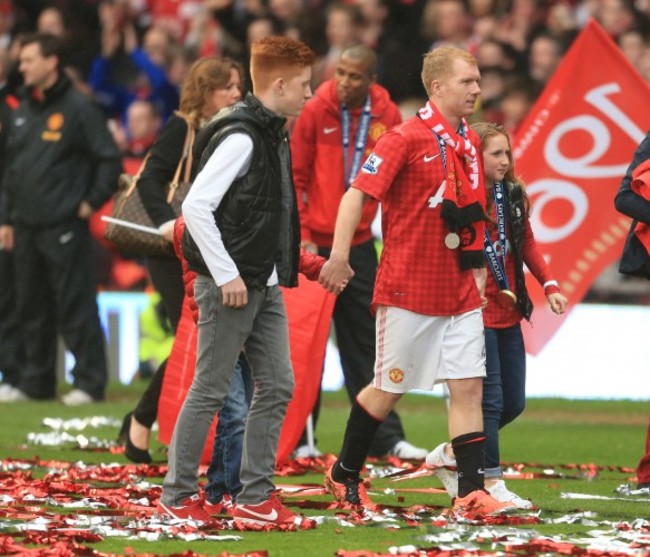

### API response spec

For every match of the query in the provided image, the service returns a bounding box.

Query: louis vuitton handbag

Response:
[104,116,196,257]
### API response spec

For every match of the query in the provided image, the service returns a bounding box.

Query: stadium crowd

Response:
[1,0,649,133]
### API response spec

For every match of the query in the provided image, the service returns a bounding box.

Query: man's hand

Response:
[472,267,488,307]
[77,200,93,219]
[221,276,248,308]
[547,292,568,315]
[316,187,365,294]
[319,256,354,294]
[0,225,14,251]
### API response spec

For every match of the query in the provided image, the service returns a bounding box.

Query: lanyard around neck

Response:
[483,182,509,289]
[341,95,372,189]
[433,123,465,175]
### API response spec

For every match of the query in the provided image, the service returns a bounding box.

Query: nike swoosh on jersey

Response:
[239,508,279,521]
[423,154,440,162]
[323,127,338,134]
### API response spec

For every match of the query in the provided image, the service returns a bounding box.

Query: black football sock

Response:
[332,398,383,483]
[452,431,486,498]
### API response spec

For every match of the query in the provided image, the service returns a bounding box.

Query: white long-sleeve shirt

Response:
[182,133,279,287]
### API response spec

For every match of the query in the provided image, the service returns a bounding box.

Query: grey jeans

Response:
[161,275,294,506]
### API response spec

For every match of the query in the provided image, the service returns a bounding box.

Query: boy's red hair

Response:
[250,36,316,92]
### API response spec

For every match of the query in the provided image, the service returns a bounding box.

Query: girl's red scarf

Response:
[418,100,485,269]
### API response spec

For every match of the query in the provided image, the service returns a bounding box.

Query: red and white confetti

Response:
[0,416,646,556]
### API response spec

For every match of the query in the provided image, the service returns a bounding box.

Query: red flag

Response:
[276,277,336,463]
[512,19,650,355]
[157,296,217,464]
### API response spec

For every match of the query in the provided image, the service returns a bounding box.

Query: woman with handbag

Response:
[118,56,244,463]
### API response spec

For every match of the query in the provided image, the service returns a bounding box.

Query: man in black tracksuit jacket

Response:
[0,33,121,403]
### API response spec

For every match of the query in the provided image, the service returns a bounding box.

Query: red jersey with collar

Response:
[291,79,402,248]
[483,200,555,328]
[352,116,484,316]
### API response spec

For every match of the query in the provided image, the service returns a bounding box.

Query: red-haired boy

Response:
[158,37,340,529]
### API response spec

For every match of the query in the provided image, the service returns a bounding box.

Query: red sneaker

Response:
[157,493,210,522]
[204,494,234,516]
[451,489,517,517]
[324,463,377,511]
[232,494,316,530]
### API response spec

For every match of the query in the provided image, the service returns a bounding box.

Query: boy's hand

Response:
[221,276,248,308]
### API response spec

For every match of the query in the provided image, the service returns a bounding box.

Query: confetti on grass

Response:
[1,419,647,556]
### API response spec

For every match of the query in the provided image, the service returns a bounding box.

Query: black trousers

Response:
[0,249,25,386]
[301,239,406,456]
[133,255,184,427]
[14,220,107,400]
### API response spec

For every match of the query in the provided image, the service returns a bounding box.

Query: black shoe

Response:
[118,412,132,444]
[119,411,153,464]
[125,435,153,464]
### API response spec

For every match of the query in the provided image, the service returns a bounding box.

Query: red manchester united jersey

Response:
[352,116,484,316]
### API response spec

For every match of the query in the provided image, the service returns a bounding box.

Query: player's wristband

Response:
[543,280,560,295]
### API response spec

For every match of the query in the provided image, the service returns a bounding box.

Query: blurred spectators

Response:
[618,28,649,76]
[37,6,65,36]
[357,0,428,102]
[546,2,579,39]
[475,38,518,71]
[88,3,179,123]
[35,6,96,94]
[0,0,645,112]
[619,28,646,65]
[268,0,305,37]
[527,32,565,85]
[0,42,8,93]
[639,42,650,82]
[475,66,507,122]
[493,0,547,55]
[4,33,23,94]
[422,0,477,52]
[121,98,162,156]
[499,75,540,136]
[246,16,279,46]
[595,0,635,39]
[27,3,100,77]
[127,0,204,43]
[313,3,364,84]
[0,1,11,51]
[184,5,244,60]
